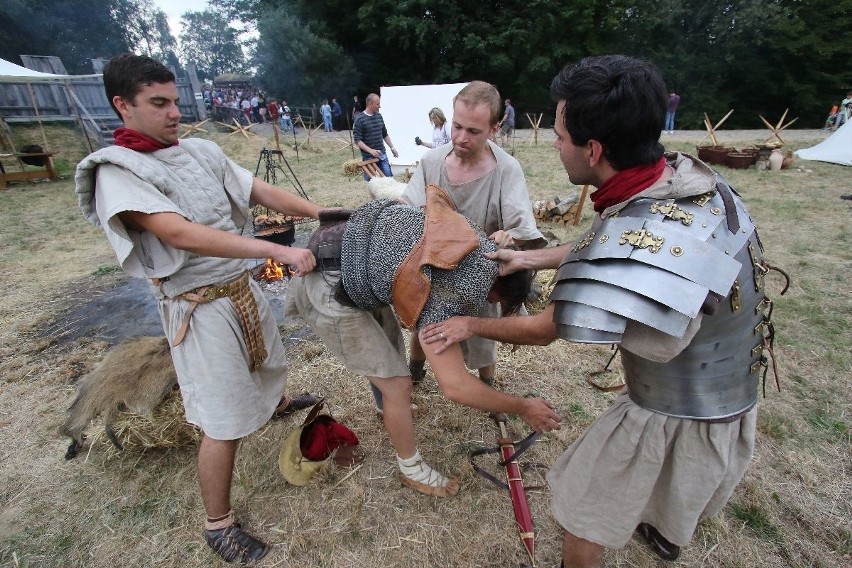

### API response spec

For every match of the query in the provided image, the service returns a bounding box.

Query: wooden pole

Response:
[26,83,50,152]
[63,81,95,153]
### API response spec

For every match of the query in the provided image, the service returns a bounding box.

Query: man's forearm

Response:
[470,305,558,346]
[520,245,570,270]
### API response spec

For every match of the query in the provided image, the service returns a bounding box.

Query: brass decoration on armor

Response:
[692,191,715,206]
[599,234,609,244]
[670,245,684,257]
[748,242,767,292]
[751,344,763,357]
[710,207,722,215]
[649,202,694,225]
[750,357,768,375]
[619,229,664,253]
[754,319,769,336]
[755,297,772,315]
[572,232,596,252]
[730,280,741,312]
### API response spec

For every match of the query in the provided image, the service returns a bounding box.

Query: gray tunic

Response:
[75,140,287,440]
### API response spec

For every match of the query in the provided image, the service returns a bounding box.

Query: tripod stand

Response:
[253,147,309,200]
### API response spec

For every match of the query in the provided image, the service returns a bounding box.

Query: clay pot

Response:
[768,148,784,171]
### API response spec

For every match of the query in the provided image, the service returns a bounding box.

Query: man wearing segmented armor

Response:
[420,55,784,568]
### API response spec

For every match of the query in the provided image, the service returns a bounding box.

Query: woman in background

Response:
[415,107,450,148]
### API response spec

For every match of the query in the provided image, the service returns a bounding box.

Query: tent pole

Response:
[64,81,94,153]
[26,83,50,152]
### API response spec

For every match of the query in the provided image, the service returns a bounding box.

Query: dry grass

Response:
[0,124,849,567]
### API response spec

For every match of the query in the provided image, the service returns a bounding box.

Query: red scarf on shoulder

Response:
[590,157,666,212]
[113,127,177,152]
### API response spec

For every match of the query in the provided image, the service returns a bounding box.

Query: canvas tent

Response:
[0,57,99,81]
[794,121,852,166]
[378,82,468,169]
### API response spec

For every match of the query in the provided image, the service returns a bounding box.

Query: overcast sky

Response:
[150,0,211,39]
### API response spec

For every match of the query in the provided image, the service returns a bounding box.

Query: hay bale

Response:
[343,159,363,178]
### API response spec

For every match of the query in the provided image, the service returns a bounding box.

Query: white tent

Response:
[794,121,852,166]
[0,57,99,81]
[379,82,468,169]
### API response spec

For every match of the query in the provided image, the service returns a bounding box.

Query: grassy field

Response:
[0,122,849,568]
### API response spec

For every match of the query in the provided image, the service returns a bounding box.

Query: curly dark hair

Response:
[550,55,667,170]
[103,53,175,119]
[490,269,534,316]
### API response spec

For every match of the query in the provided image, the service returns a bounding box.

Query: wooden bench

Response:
[357,158,386,179]
[0,152,59,189]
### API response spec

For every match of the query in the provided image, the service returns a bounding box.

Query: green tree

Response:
[0,0,179,73]
[253,5,359,105]
[0,0,133,73]
[178,9,248,79]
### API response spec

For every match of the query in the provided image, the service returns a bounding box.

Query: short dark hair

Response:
[103,53,175,119]
[551,55,666,170]
[491,269,534,316]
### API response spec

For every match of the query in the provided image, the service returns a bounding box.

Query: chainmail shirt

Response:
[341,199,499,329]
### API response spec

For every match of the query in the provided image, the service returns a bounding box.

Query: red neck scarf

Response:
[113,127,177,152]
[590,157,667,212]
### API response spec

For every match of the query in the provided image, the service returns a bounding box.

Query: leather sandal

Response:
[399,473,460,497]
[273,392,320,418]
[636,522,681,561]
[204,523,270,564]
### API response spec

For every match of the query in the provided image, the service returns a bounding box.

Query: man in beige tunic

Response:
[75,54,321,564]
[396,81,545,406]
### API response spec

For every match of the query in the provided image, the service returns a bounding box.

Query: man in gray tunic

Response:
[399,81,545,406]
[75,54,322,564]
[422,56,783,567]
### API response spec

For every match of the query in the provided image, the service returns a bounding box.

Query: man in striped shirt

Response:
[353,93,399,179]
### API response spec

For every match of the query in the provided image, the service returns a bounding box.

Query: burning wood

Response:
[257,258,288,282]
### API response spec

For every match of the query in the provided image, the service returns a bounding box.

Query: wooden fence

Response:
[0,55,207,150]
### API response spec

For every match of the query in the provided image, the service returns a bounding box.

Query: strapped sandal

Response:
[204,522,270,564]
[399,473,460,497]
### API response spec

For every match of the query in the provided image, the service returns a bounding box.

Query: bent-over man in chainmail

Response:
[286,187,561,497]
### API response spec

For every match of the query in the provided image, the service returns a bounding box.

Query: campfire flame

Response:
[259,258,286,281]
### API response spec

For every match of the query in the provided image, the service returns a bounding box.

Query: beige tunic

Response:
[402,140,544,369]
[75,140,287,440]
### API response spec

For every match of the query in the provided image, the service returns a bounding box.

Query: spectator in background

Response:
[497,98,515,144]
[279,100,292,132]
[332,98,343,130]
[352,94,363,120]
[258,93,267,123]
[240,97,251,123]
[824,104,839,130]
[665,90,681,133]
[267,99,279,125]
[833,91,852,130]
[414,107,451,149]
[353,93,398,178]
[321,99,333,132]
[250,93,260,123]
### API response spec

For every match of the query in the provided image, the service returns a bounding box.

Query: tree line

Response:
[2,0,850,128]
